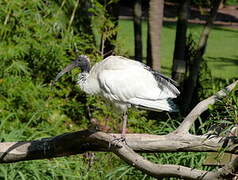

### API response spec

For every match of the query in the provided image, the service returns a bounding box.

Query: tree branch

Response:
[1,130,238,163]
[175,80,238,134]
[1,131,237,179]
[114,141,219,180]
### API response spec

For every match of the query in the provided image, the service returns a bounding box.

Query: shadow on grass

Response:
[163,21,176,29]
[163,21,238,33]
[213,26,238,33]
[206,56,238,67]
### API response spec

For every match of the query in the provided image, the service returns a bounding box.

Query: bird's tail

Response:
[129,98,179,112]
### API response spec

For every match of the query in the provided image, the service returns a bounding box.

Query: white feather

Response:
[129,98,178,112]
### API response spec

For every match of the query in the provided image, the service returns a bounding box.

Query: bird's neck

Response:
[77,72,92,94]
[78,72,89,84]
[81,62,91,73]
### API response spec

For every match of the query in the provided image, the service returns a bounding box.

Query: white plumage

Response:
[53,55,180,137]
[77,56,179,112]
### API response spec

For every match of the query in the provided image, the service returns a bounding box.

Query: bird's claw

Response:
[108,135,127,149]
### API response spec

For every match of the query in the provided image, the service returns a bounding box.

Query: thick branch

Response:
[1,130,238,163]
[1,131,237,179]
[175,80,238,134]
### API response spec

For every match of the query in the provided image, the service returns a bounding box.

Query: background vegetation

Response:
[118,20,238,79]
[0,0,237,179]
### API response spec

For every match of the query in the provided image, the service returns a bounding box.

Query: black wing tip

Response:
[152,71,178,87]
[152,71,180,97]
[140,64,180,97]
[168,99,180,112]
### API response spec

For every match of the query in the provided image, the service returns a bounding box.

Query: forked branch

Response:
[1,131,238,163]
[1,131,238,179]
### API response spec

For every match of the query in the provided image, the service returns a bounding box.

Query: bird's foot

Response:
[109,135,127,149]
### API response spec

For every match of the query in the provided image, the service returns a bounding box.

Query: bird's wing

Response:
[98,66,174,103]
[99,56,180,98]
[150,70,180,97]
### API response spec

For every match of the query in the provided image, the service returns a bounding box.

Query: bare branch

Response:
[1,130,236,179]
[175,80,238,134]
[1,130,238,163]
[0,130,113,163]
[114,141,219,180]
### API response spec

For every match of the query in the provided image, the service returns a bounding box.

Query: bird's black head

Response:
[75,55,91,73]
[51,55,91,86]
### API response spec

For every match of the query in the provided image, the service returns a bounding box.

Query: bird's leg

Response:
[110,113,127,148]
[121,113,128,139]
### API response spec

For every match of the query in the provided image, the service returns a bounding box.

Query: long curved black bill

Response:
[51,60,79,87]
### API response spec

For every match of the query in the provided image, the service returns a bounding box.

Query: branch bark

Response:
[114,141,218,180]
[1,131,238,163]
[175,80,238,134]
[1,131,238,179]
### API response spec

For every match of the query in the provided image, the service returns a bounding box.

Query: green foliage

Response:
[90,0,119,55]
[118,20,238,78]
[0,0,96,82]
[224,0,238,5]
[187,32,238,136]
[199,88,238,135]
[0,0,99,179]
[0,0,139,179]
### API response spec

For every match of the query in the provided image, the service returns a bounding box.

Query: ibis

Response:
[52,55,180,138]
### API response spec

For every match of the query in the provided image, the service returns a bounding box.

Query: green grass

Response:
[117,19,238,79]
